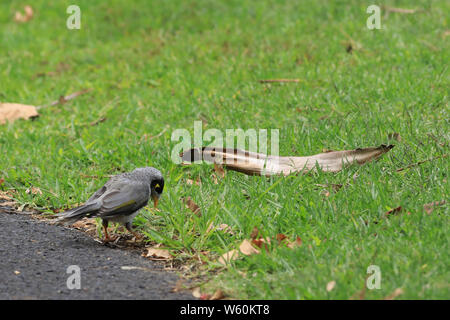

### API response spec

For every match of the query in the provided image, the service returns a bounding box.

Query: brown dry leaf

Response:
[287,236,303,249]
[192,287,202,298]
[72,218,97,230]
[182,196,201,216]
[214,162,226,179]
[211,173,219,185]
[14,5,33,23]
[209,290,225,300]
[0,190,14,200]
[26,186,42,195]
[0,201,17,207]
[217,223,234,234]
[423,200,446,214]
[385,206,402,216]
[186,177,201,186]
[384,288,404,300]
[326,280,336,292]
[144,247,172,260]
[0,178,4,186]
[0,103,39,125]
[250,226,260,239]
[218,249,239,265]
[207,223,234,235]
[276,233,288,243]
[239,239,260,256]
[181,145,394,176]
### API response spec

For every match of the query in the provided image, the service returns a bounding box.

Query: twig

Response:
[139,125,169,143]
[396,154,447,172]
[259,79,301,83]
[37,89,92,109]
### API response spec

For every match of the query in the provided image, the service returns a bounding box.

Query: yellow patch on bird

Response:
[114,200,135,210]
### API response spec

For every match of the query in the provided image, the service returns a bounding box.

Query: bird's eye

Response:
[153,181,163,194]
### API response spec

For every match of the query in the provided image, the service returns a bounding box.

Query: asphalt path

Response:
[0,210,193,299]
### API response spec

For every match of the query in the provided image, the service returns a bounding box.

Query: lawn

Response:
[0,0,448,299]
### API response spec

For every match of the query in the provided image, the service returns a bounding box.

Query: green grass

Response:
[1,0,448,299]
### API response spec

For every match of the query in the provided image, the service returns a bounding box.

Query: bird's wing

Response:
[96,179,150,218]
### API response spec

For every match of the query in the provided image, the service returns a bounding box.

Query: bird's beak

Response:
[152,194,159,209]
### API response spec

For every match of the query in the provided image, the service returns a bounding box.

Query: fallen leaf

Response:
[0,190,14,200]
[326,280,336,292]
[192,287,202,298]
[423,200,446,214]
[276,233,287,243]
[144,247,172,260]
[71,218,97,231]
[239,239,260,256]
[181,145,394,176]
[218,249,239,265]
[214,163,226,178]
[186,177,201,186]
[209,290,225,300]
[384,288,404,300]
[211,173,219,184]
[26,186,42,195]
[182,196,201,216]
[207,223,234,235]
[385,206,402,216]
[0,103,39,124]
[14,5,33,23]
[287,236,303,249]
[0,201,17,207]
[250,226,260,239]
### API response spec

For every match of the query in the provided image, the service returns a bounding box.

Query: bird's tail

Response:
[53,202,101,225]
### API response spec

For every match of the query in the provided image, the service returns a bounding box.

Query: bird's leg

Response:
[102,220,111,242]
[125,222,142,240]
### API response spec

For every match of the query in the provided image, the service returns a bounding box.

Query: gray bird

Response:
[56,167,164,241]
